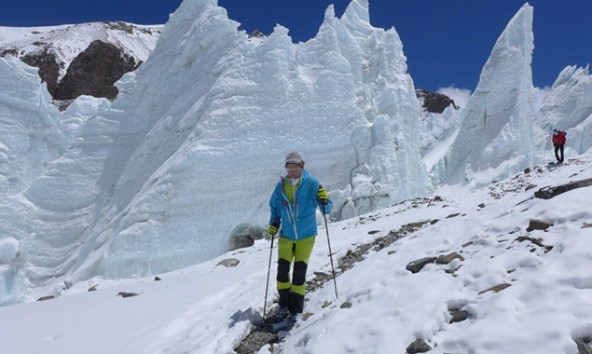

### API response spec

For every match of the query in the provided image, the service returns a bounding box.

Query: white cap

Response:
[285,151,305,168]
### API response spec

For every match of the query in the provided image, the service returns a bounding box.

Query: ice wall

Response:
[76,0,430,279]
[430,4,536,186]
[0,56,73,303]
[0,57,67,196]
[534,65,592,155]
[0,0,431,302]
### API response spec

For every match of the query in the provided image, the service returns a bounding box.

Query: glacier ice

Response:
[0,0,432,303]
[430,3,536,186]
[534,65,592,156]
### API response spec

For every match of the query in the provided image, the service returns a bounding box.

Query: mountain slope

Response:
[0,22,161,102]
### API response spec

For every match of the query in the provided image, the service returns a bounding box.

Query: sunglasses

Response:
[286,167,302,173]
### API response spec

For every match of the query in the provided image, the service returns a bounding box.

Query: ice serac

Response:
[0,56,73,304]
[0,0,431,302]
[310,0,430,217]
[73,0,429,279]
[0,57,67,196]
[534,65,592,155]
[431,4,535,186]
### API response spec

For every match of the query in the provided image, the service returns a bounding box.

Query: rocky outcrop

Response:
[0,21,161,106]
[55,40,139,100]
[16,40,138,102]
[21,50,61,96]
[416,89,458,113]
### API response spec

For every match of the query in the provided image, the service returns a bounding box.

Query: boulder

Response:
[526,219,553,232]
[406,338,432,353]
[416,89,458,113]
[436,252,465,265]
[406,257,437,273]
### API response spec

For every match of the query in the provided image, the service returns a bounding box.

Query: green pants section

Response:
[276,236,315,296]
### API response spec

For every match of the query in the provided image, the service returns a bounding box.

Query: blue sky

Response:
[1,0,590,91]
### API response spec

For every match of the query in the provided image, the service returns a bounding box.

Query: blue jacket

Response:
[269,170,332,241]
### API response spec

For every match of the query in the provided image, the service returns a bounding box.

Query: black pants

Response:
[554,144,564,163]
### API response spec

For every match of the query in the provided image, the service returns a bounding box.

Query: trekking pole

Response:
[263,231,275,321]
[321,205,339,299]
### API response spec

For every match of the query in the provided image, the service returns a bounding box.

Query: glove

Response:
[317,185,329,205]
[268,224,278,236]
[268,219,280,236]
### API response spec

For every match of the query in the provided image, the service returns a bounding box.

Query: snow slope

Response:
[1,152,591,354]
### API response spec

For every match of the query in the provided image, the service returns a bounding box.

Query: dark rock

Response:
[248,29,265,39]
[55,40,138,101]
[88,284,98,292]
[524,167,531,174]
[575,337,592,354]
[340,301,352,309]
[21,50,60,96]
[338,249,367,272]
[406,257,437,273]
[416,88,458,113]
[37,295,55,301]
[229,224,265,250]
[478,283,511,295]
[477,203,486,208]
[154,276,162,281]
[368,230,381,235]
[406,338,432,353]
[449,308,469,323]
[436,252,465,265]
[117,291,139,298]
[446,213,461,219]
[534,177,592,200]
[525,184,537,191]
[216,258,240,268]
[582,223,592,229]
[526,219,553,232]
[0,48,19,57]
[234,330,276,354]
[514,236,553,253]
[229,234,255,250]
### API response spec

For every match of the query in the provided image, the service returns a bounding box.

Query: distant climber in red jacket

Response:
[552,129,567,164]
